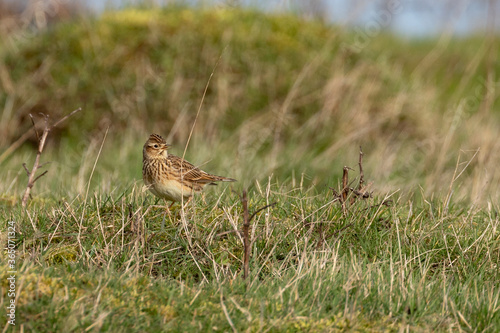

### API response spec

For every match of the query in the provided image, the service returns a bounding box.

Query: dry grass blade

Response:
[0,129,35,165]
[220,291,237,333]
[178,48,225,211]
[241,190,276,280]
[77,126,109,254]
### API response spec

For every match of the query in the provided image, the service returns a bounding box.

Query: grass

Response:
[1,4,500,332]
[2,184,500,331]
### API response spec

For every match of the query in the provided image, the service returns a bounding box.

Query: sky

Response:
[88,0,498,37]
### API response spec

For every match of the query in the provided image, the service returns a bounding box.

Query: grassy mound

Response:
[1,7,498,201]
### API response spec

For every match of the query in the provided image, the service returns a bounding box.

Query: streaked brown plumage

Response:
[142,133,236,203]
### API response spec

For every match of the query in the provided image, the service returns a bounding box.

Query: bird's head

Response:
[143,134,171,159]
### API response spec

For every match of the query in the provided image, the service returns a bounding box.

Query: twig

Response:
[330,147,373,212]
[21,107,82,208]
[29,114,40,142]
[240,190,276,280]
[216,202,275,240]
[249,202,276,222]
[22,163,30,175]
[51,108,82,128]
[358,146,364,191]
[32,170,48,183]
[242,190,250,280]
[216,230,242,238]
[21,116,50,208]
[350,188,371,199]
[341,166,349,213]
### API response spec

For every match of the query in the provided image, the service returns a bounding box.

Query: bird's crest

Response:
[148,133,166,144]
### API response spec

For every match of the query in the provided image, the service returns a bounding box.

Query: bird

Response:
[142,133,236,207]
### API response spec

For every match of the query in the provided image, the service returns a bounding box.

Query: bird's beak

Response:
[163,144,172,150]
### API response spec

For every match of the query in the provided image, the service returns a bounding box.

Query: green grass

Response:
[2,184,500,331]
[1,5,500,332]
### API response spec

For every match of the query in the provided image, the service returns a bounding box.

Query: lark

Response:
[142,134,236,207]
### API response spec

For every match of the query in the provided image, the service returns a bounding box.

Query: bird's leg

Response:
[182,196,193,210]
[161,200,174,231]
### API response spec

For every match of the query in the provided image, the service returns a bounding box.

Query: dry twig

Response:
[242,190,250,280]
[21,107,82,208]
[358,146,365,191]
[331,147,372,213]
[240,190,276,280]
[341,166,350,213]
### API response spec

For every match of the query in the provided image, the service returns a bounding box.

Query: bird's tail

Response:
[208,176,237,185]
[219,176,237,182]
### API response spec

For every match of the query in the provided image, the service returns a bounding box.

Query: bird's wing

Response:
[168,155,222,184]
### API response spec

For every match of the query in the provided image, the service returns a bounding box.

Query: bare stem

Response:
[21,107,82,208]
[242,190,250,280]
[249,202,276,222]
[51,107,82,128]
[341,166,349,213]
[21,125,50,208]
[358,146,364,191]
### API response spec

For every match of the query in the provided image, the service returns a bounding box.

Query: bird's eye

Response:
[153,144,159,148]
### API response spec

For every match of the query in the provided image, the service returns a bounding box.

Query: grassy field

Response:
[1,5,500,332]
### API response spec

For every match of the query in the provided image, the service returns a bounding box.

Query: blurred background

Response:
[2,0,498,36]
[0,0,499,204]
[97,0,500,37]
